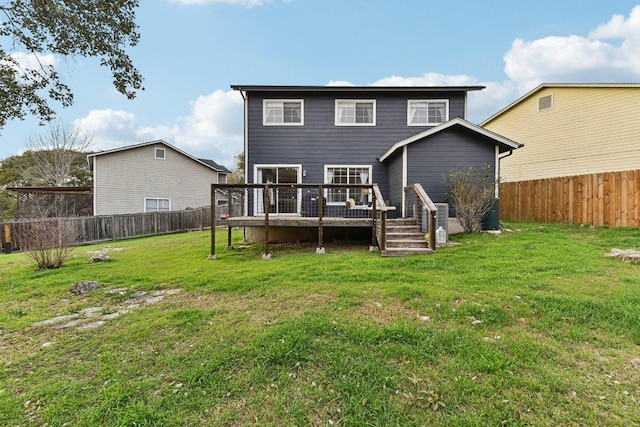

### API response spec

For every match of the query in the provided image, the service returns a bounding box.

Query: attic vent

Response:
[538,94,553,111]
[155,147,166,159]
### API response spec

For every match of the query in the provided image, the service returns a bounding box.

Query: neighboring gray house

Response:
[231,85,522,219]
[87,140,230,216]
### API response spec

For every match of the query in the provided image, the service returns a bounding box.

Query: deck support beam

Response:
[317,184,324,254]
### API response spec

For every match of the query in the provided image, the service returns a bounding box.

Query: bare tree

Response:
[12,216,79,269]
[444,165,498,233]
[25,120,93,186]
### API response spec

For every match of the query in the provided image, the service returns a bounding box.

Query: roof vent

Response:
[538,94,553,111]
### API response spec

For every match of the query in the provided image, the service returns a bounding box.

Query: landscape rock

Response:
[89,251,110,263]
[606,248,640,264]
[71,280,100,295]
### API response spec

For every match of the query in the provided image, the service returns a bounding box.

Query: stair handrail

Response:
[404,183,437,250]
[372,184,388,251]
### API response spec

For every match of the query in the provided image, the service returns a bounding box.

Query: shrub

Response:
[444,165,497,233]
[12,217,79,269]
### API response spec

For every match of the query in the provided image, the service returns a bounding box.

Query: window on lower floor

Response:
[145,198,171,212]
[325,165,372,205]
[407,100,448,125]
[335,100,375,125]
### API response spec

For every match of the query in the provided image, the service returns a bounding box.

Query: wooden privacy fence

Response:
[500,169,640,227]
[0,205,229,253]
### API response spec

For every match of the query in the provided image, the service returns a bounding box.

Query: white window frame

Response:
[407,99,449,126]
[324,165,373,206]
[253,164,303,215]
[335,100,376,126]
[144,197,171,213]
[263,99,304,126]
[155,147,166,159]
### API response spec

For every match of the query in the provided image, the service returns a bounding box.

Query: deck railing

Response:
[209,183,394,257]
[404,183,437,250]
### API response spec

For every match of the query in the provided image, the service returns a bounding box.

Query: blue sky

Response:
[2,0,640,168]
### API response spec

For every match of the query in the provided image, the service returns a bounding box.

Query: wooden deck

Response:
[216,215,374,228]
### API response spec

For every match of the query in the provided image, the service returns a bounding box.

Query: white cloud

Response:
[167,0,282,7]
[503,6,640,93]
[75,90,244,168]
[74,109,139,150]
[9,52,58,70]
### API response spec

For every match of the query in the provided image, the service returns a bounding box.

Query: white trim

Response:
[379,117,523,162]
[324,164,373,206]
[144,197,171,213]
[407,99,449,126]
[92,156,97,216]
[154,147,166,160]
[335,99,376,126]
[402,146,408,218]
[263,99,304,126]
[253,164,303,215]
[495,145,500,198]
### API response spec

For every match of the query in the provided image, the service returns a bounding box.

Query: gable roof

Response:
[231,84,485,93]
[86,140,230,174]
[379,117,523,162]
[480,83,640,126]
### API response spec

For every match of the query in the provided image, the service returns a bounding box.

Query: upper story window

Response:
[263,100,304,125]
[335,100,376,126]
[407,100,449,126]
[538,94,553,111]
[155,147,166,159]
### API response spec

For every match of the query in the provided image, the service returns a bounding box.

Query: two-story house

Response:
[88,140,230,216]
[481,83,640,227]
[231,85,522,224]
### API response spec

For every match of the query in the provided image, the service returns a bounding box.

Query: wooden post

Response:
[226,188,233,249]
[371,186,377,248]
[209,184,217,259]
[429,209,436,250]
[263,184,270,258]
[317,184,324,253]
[380,211,386,251]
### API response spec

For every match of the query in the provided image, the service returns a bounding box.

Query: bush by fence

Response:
[1,205,239,253]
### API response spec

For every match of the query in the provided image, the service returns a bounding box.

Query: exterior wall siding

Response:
[387,152,404,208]
[406,128,496,216]
[94,144,219,216]
[246,90,467,208]
[483,87,640,182]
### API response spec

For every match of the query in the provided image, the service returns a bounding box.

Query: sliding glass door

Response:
[255,165,301,215]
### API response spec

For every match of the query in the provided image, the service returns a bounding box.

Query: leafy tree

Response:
[228,151,245,184]
[0,0,143,130]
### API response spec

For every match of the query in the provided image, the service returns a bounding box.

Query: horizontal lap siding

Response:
[387,153,403,207]
[406,127,496,215]
[94,144,219,215]
[247,90,467,202]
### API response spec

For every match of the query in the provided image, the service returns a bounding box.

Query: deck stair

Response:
[381,218,435,257]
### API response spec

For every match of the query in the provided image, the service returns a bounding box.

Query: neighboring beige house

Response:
[481,83,640,182]
[87,140,230,216]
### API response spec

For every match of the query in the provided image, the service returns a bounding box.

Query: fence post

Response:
[209,184,217,259]
[317,184,324,254]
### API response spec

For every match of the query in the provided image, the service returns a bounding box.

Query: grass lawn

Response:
[0,222,639,426]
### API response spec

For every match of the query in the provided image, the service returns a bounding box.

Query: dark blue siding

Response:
[247,90,468,197]
[406,127,496,215]
[387,152,403,208]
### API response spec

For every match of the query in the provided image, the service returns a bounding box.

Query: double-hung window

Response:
[407,100,449,126]
[263,100,304,125]
[145,198,171,213]
[325,165,372,206]
[335,100,376,126]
